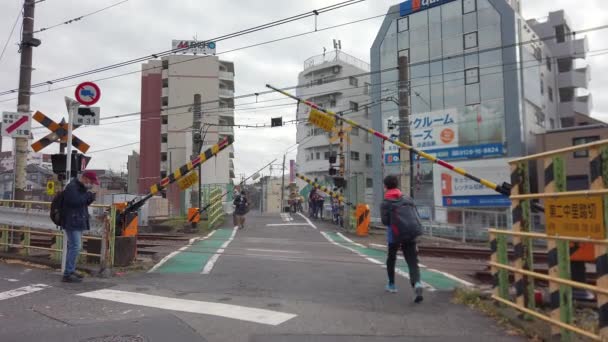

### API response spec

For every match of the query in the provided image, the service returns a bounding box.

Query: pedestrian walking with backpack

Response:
[233,191,249,229]
[51,171,98,283]
[380,175,424,303]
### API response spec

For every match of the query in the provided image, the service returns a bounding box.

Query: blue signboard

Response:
[384,152,401,165]
[418,143,505,162]
[400,0,458,16]
[442,195,511,207]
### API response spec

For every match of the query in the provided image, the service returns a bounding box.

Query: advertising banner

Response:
[433,158,511,207]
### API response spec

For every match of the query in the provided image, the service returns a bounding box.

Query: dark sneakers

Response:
[62,274,82,283]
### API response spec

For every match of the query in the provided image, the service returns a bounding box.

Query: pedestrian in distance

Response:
[380,174,424,303]
[308,188,318,218]
[60,170,98,283]
[233,191,249,229]
[316,192,325,220]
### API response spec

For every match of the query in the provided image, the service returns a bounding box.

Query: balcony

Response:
[229,159,234,170]
[161,144,167,153]
[551,37,588,59]
[161,87,168,97]
[219,71,234,81]
[558,66,590,89]
[219,88,234,98]
[558,94,593,117]
[296,159,330,174]
[160,160,168,172]
[161,124,168,134]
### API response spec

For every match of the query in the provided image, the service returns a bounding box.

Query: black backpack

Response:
[50,191,64,226]
[389,197,423,242]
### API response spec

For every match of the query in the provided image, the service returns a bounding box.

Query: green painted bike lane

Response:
[324,232,464,290]
[154,228,233,273]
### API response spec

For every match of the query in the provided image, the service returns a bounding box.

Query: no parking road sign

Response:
[2,111,31,138]
[75,82,101,106]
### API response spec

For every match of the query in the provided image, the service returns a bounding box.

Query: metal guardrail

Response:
[0,200,116,273]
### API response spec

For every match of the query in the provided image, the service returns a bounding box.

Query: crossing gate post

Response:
[510,161,536,314]
[544,155,573,341]
[589,146,608,340]
[490,231,509,300]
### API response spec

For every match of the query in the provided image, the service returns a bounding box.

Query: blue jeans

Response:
[64,229,82,276]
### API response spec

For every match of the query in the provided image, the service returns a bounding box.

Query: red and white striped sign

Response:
[2,112,31,138]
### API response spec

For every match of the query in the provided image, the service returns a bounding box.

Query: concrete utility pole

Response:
[398,55,412,197]
[191,94,202,209]
[13,0,38,200]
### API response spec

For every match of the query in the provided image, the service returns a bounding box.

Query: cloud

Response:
[0,0,606,179]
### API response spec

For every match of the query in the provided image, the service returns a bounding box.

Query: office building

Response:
[139,42,235,215]
[295,49,373,203]
[370,0,592,217]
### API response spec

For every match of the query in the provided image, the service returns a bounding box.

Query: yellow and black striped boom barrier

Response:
[296,173,354,209]
[268,84,512,197]
[124,136,234,214]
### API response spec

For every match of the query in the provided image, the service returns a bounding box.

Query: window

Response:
[550,118,555,129]
[364,82,371,95]
[316,79,323,86]
[532,46,542,63]
[398,17,409,32]
[364,131,371,143]
[463,0,477,14]
[324,152,330,160]
[162,60,169,69]
[540,79,544,95]
[162,78,168,88]
[349,76,358,87]
[366,154,372,167]
[465,68,479,84]
[366,178,373,188]
[535,111,545,127]
[350,151,360,161]
[161,115,168,124]
[160,153,167,162]
[555,24,566,43]
[463,32,478,49]
[548,87,553,102]
[573,136,600,158]
[316,152,320,160]
[161,96,168,106]
[161,134,167,143]
[559,88,574,102]
[349,101,359,112]
[557,58,573,73]
[546,57,552,71]
[351,127,359,136]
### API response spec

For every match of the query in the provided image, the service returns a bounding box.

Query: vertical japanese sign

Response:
[411,109,458,150]
[545,196,604,239]
[383,116,401,165]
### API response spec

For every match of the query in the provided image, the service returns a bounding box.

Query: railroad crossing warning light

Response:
[333,177,346,189]
[329,154,337,164]
[329,167,337,176]
[51,153,91,177]
[271,117,283,127]
[308,108,335,132]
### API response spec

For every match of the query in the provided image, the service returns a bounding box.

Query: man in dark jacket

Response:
[380,175,423,303]
[233,191,249,229]
[61,170,98,283]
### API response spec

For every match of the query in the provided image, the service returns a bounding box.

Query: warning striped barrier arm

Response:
[589,147,608,341]
[267,84,511,197]
[124,136,233,214]
[295,173,354,209]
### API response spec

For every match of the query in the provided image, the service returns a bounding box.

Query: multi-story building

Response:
[0,164,54,200]
[295,50,373,203]
[127,151,139,194]
[139,45,236,215]
[370,0,592,217]
[0,151,52,171]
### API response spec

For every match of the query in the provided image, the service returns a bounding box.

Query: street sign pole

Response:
[61,97,78,274]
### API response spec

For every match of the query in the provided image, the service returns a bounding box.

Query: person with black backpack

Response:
[233,191,249,229]
[57,171,98,283]
[380,174,423,303]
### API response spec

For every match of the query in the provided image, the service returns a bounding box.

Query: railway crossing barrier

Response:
[489,139,608,341]
[0,200,116,273]
[207,187,224,229]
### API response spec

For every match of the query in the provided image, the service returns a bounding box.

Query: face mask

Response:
[84,183,93,190]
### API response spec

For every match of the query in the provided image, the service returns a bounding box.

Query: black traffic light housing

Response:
[329,167,337,176]
[333,177,346,189]
[51,152,91,178]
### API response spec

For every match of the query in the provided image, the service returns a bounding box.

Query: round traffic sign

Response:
[75,82,101,106]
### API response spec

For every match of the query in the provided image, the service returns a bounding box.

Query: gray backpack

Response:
[389,197,423,242]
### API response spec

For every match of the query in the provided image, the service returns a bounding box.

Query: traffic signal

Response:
[329,154,337,164]
[333,177,346,188]
[271,117,283,127]
[329,167,337,176]
[51,153,91,177]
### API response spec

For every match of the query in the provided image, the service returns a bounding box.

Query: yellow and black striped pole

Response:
[124,136,234,214]
[267,84,511,197]
[296,173,354,209]
[588,147,608,341]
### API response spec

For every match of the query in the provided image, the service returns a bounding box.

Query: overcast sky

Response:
[1,0,607,178]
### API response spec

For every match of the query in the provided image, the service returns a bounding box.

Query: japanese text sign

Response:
[411,109,458,150]
[2,112,31,138]
[177,171,199,191]
[308,109,335,132]
[545,196,604,239]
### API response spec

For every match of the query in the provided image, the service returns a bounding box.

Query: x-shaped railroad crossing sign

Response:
[30,111,90,153]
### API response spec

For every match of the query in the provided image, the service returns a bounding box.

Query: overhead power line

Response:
[0,2,23,64]
[0,0,366,96]
[34,0,130,34]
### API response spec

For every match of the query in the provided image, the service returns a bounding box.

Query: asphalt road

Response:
[0,212,523,342]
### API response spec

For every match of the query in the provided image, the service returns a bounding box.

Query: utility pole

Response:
[280,154,286,212]
[191,94,202,209]
[398,55,412,197]
[13,0,39,201]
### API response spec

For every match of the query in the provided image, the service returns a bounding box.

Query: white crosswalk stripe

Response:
[0,284,50,301]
